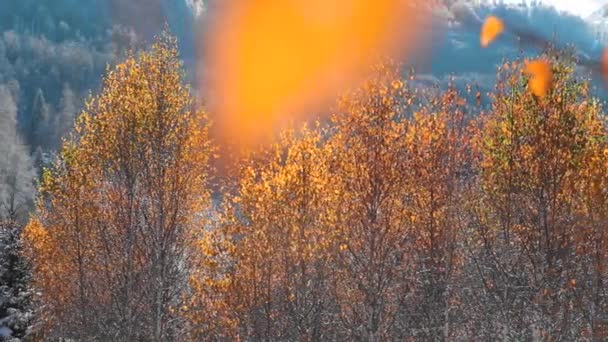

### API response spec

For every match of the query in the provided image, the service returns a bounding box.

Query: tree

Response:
[23,30,212,341]
[325,62,413,341]
[187,125,340,340]
[396,85,471,339]
[0,220,33,341]
[471,55,608,339]
[0,84,35,222]
[29,88,51,149]
[53,83,78,147]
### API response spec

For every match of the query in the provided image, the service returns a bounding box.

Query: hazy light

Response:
[203,0,432,151]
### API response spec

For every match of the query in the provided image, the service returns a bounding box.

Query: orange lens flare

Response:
[601,48,608,83]
[203,0,432,151]
[524,59,553,97]
[480,16,504,48]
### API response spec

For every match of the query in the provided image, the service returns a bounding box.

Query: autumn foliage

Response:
[21,32,608,341]
[23,31,212,340]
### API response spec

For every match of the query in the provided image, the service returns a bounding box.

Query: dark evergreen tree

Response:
[0,221,33,341]
[29,89,51,149]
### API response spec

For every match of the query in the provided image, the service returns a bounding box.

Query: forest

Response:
[0,27,603,340]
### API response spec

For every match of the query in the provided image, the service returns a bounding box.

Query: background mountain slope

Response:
[0,0,197,220]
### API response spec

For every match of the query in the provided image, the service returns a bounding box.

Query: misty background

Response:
[0,0,606,220]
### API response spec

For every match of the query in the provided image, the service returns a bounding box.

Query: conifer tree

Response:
[0,220,33,341]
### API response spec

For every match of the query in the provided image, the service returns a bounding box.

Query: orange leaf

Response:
[524,59,553,97]
[480,16,504,48]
